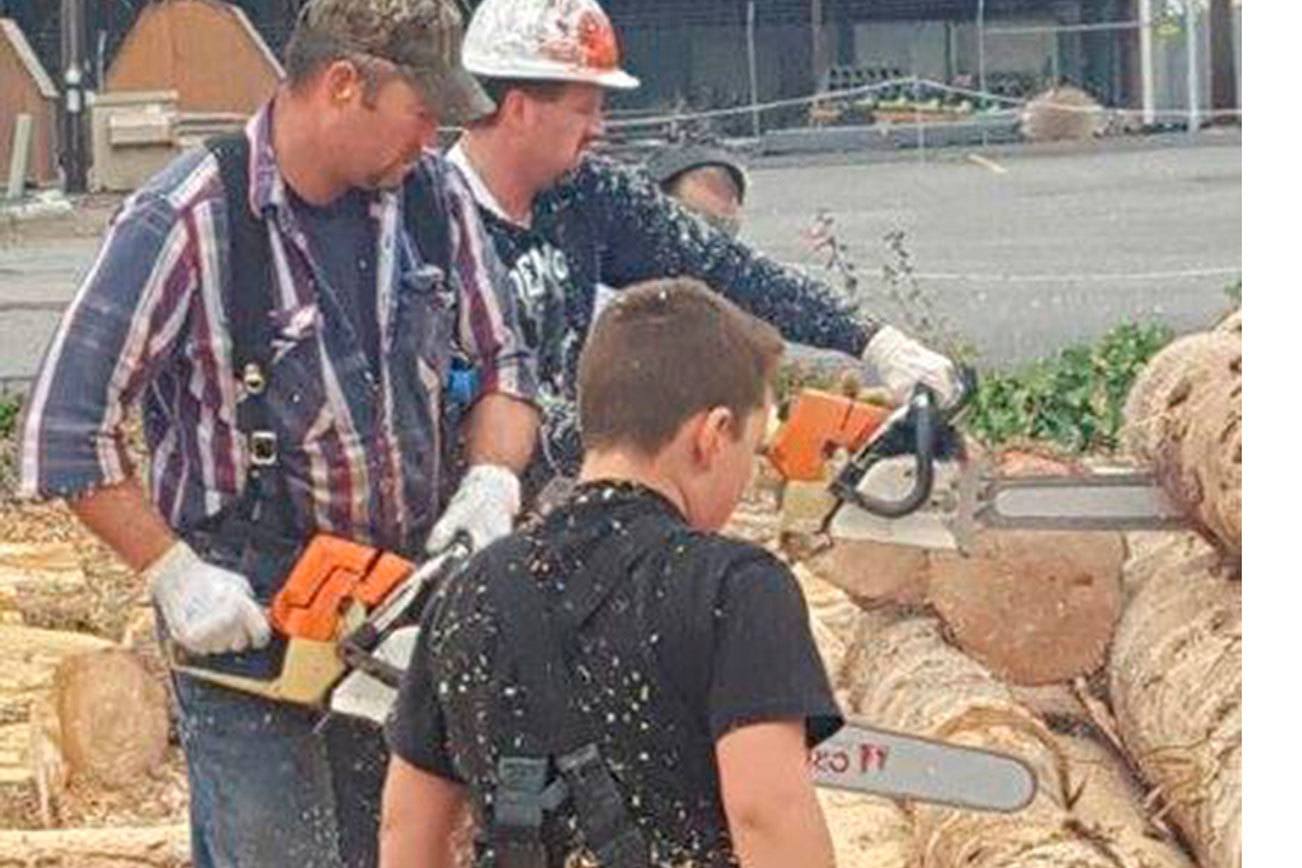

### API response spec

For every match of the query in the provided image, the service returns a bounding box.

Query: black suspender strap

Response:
[486,532,652,868]
[198,134,297,549]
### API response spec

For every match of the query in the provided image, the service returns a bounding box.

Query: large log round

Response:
[1122,329,1242,557]
[1110,533,1241,868]
[53,649,170,789]
[925,450,1125,686]
[927,530,1125,686]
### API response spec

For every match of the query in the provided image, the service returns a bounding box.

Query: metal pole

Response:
[60,0,88,193]
[977,0,987,94]
[1185,0,1200,133]
[1140,0,1155,125]
[747,1,760,138]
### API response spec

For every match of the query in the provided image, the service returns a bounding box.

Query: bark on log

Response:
[846,617,1189,867]
[0,824,189,867]
[53,649,170,789]
[1059,735,1196,868]
[1110,534,1241,868]
[1122,331,1242,557]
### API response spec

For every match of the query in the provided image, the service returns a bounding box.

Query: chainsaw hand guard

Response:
[828,367,973,520]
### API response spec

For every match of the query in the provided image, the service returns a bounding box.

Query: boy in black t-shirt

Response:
[382,279,842,868]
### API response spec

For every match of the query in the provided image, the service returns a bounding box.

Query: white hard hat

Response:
[462,0,640,90]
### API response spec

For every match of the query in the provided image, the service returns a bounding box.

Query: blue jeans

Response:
[166,534,387,868]
[172,670,387,867]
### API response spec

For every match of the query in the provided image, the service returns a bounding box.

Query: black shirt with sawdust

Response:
[386,480,844,867]
[453,152,878,484]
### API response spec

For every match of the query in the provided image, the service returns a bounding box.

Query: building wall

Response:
[1,18,58,185]
[105,0,282,115]
[617,18,813,115]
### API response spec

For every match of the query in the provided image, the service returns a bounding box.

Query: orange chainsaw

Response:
[169,532,472,710]
[769,372,1190,553]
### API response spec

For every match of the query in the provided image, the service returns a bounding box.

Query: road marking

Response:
[967,153,1009,174]
[780,262,1239,284]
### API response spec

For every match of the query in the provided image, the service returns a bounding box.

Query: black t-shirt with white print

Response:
[444,146,876,487]
[386,480,843,867]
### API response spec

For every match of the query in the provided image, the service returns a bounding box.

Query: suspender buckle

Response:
[242,362,268,396]
[249,431,278,466]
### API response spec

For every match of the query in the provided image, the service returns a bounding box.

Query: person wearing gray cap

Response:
[645,143,749,237]
[17,1,539,865]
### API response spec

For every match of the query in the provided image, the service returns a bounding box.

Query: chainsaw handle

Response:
[829,387,938,518]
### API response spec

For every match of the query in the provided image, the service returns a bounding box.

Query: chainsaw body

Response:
[170,534,469,707]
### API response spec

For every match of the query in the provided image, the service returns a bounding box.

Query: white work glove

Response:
[145,540,272,656]
[862,325,964,409]
[426,464,521,554]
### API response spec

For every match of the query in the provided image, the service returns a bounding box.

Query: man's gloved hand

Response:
[426,464,521,554]
[145,540,272,656]
[862,325,964,409]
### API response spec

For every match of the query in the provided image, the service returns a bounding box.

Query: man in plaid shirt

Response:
[17,1,538,865]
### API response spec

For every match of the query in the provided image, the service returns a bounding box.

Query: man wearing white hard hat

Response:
[434,0,962,496]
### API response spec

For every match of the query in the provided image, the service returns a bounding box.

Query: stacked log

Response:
[788,309,1242,866]
[844,616,1193,867]
[1110,533,1241,868]
[1122,332,1242,558]
[0,824,189,866]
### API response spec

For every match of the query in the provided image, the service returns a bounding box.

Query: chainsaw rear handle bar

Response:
[827,365,976,519]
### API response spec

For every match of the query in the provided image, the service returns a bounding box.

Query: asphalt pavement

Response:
[0,131,1241,385]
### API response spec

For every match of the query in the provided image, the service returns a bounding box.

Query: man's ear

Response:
[500,89,530,128]
[692,406,735,469]
[322,60,363,106]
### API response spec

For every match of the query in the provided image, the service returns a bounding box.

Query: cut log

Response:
[800,540,930,607]
[1020,85,1106,141]
[53,649,170,789]
[0,824,189,867]
[1213,309,1241,337]
[0,543,93,628]
[1059,735,1196,867]
[0,625,112,723]
[793,564,874,694]
[927,530,1125,685]
[926,451,1125,686]
[0,543,87,606]
[845,616,1185,866]
[1122,330,1242,557]
[1110,533,1241,868]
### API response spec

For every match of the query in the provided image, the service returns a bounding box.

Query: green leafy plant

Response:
[1225,278,1241,308]
[963,322,1174,453]
[0,392,21,441]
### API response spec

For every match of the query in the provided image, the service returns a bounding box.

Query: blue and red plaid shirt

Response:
[19,103,537,553]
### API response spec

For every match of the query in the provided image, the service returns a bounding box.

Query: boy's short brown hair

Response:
[578,278,784,456]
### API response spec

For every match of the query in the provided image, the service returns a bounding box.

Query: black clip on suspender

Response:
[492,756,568,868]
